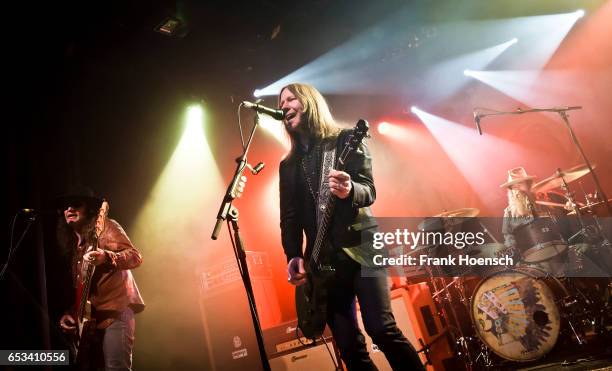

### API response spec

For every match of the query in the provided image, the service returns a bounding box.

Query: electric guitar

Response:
[295,120,369,339]
[71,200,109,364]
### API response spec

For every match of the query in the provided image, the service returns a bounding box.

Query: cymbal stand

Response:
[475,106,611,216]
[558,169,586,229]
[578,184,611,248]
[428,266,474,368]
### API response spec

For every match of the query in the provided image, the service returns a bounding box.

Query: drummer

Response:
[500,167,562,260]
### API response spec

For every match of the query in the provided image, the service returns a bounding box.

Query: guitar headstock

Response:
[95,200,109,239]
[347,119,369,149]
[337,119,370,168]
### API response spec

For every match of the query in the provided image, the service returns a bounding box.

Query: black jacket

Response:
[279,129,378,266]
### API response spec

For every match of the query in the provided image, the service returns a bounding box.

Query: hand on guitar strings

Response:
[329,169,352,200]
[83,249,107,266]
[59,314,76,333]
[287,257,306,286]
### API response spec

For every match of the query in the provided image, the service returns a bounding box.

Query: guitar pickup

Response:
[318,264,336,272]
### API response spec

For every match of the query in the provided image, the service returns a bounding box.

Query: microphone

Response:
[242,101,285,120]
[19,208,40,221]
[19,209,56,215]
[473,112,482,135]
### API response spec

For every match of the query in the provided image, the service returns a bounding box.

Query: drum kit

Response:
[409,164,612,369]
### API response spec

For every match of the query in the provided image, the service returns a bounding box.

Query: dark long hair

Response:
[56,206,98,261]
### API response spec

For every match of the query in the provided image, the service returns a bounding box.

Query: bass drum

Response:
[470,267,567,362]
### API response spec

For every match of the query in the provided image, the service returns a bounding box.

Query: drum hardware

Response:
[532,164,595,193]
[433,208,480,218]
[477,105,611,215]
[425,265,477,367]
[552,168,587,232]
[566,317,586,345]
[418,208,480,234]
[473,342,493,368]
[566,199,612,215]
[535,200,567,208]
[514,218,568,263]
[414,205,611,368]
[431,276,463,300]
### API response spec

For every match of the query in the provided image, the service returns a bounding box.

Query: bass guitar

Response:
[295,119,369,339]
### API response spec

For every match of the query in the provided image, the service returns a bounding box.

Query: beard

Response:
[509,189,535,217]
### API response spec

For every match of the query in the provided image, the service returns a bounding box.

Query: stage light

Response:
[375,121,414,141]
[154,16,189,38]
[258,115,290,149]
[422,37,519,102]
[464,69,473,76]
[253,89,262,98]
[410,106,418,114]
[378,122,392,135]
[256,10,584,98]
[574,9,585,18]
[134,102,222,230]
[131,102,226,367]
[411,108,523,205]
[457,69,582,107]
[187,105,203,125]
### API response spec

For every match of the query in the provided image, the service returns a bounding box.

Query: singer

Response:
[278,83,423,370]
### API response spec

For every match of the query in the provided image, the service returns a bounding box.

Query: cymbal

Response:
[434,208,480,218]
[532,164,595,192]
[418,208,480,231]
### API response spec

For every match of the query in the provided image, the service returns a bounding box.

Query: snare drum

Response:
[514,218,567,263]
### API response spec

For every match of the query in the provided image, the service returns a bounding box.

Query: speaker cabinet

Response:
[357,283,453,370]
[199,251,281,370]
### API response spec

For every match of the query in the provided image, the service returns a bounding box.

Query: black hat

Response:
[55,185,103,210]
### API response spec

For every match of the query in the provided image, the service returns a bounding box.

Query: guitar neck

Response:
[308,159,348,267]
[305,120,369,270]
[76,238,98,321]
[309,197,336,267]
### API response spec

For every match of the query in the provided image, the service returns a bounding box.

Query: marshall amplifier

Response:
[264,320,339,370]
[199,251,281,371]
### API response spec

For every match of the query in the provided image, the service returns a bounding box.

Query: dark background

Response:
[4,0,610,369]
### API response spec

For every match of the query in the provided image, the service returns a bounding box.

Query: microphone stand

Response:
[474,106,611,216]
[211,112,271,371]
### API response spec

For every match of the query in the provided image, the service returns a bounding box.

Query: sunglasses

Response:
[63,200,85,209]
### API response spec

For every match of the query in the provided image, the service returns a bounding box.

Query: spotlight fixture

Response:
[574,9,585,18]
[155,17,188,38]
[378,122,391,135]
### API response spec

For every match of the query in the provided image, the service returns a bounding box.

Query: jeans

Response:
[101,307,135,371]
[327,252,424,371]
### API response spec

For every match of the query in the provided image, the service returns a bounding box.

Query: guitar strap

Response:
[316,140,336,225]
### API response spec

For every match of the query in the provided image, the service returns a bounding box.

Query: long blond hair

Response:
[507,188,536,217]
[279,83,341,154]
